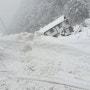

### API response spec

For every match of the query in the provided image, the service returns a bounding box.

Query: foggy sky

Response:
[0,0,22,28]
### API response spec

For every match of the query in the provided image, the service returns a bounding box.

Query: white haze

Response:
[0,0,22,28]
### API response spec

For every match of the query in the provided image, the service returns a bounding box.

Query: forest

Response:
[9,0,90,34]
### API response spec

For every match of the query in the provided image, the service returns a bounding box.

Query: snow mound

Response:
[0,32,34,42]
[20,44,32,53]
[1,19,90,90]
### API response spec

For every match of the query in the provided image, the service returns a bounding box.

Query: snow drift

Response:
[0,19,90,89]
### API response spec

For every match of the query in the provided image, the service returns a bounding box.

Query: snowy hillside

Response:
[9,0,90,34]
[0,19,90,90]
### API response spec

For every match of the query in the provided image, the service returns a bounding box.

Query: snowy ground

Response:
[0,23,90,90]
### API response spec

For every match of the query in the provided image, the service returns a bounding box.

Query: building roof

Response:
[38,15,66,34]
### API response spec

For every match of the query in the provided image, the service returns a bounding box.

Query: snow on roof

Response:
[38,15,66,34]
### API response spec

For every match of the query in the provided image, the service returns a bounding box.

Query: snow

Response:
[37,15,65,34]
[0,19,90,90]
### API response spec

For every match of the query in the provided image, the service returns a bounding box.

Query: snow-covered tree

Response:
[64,0,89,25]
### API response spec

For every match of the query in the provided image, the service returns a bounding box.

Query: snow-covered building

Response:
[37,15,73,37]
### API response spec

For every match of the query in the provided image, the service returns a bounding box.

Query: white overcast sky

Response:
[0,0,22,27]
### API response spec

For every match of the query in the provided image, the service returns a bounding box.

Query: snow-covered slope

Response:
[10,0,89,34]
[0,22,90,90]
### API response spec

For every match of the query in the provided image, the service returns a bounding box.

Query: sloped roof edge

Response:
[38,15,66,33]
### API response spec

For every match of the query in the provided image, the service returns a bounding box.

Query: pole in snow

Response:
[0,17,9,33]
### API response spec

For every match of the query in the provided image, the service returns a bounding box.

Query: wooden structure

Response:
[38,15,73,37]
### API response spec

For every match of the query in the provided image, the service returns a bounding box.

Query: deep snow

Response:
[0,20,90,90]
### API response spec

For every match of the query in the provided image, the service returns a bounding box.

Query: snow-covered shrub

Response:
[73,22,90,38]
[83,19,90,27]
[73,25,82,34]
